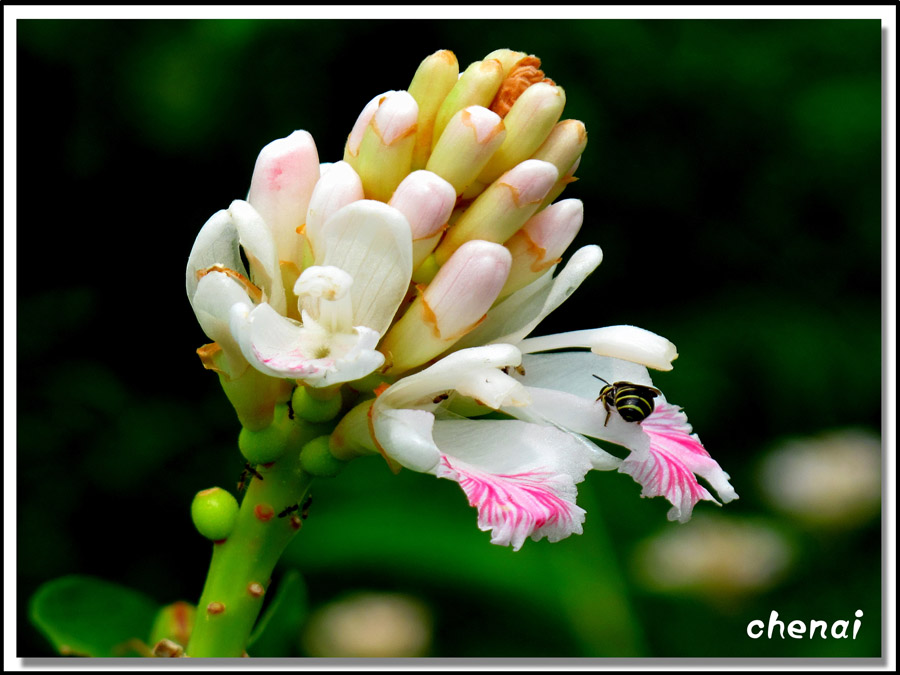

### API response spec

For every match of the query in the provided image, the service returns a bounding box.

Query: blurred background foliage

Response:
[16,19,882,658]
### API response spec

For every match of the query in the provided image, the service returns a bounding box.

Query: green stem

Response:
[186,446,313,657]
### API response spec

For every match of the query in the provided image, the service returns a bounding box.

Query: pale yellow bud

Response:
[433,159,559,265]
[425,106,506,196]
[346,91,419,203]
[408,50,460,170]
[499,198,584,299]
[477,82,566,185]
[483,48,528,78]
[380,241,511,374]
[432,59,504,150]
[389,170,457,269]
[531,119,587,180]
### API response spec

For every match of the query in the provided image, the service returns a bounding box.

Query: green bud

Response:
[299,435,347,477]
[238,402,296,464]
[291,386,342,423]
[191,487,239,541]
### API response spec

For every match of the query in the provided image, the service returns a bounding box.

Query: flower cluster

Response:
[186,48,737,552]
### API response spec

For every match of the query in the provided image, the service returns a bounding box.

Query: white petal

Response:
[227,200,286,314]
[231,302,384,386]
[499,352,661,469]
[247,130,320,266]
[372,408,442,473]
[519,325,678,371]
[186,209,245,301]
[453,245,602,350]
[507,386,644,469]
[375,344,528,413]
[433,418,592,478]
[317,200,413,335]
[191,271,253,376]
[520,352,656,399]
[186,203,285,315]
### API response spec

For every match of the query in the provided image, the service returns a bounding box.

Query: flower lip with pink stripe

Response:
[626,401,739,523]
[437,454,587,552]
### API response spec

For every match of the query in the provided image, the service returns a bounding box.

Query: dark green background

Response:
[16,19,883,658]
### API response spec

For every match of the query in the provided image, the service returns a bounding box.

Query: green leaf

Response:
[29,575,158,657]
[246,569,307,657]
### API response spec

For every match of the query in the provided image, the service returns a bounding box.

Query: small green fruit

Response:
[191,487,239,541]
[238,403,296,464]
[299,435,346,477]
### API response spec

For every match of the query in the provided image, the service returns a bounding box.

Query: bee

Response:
[592,375,661,426]
[237,463,264,492]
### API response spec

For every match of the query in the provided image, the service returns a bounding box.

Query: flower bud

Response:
[407,49,460,170]
[248,131,320,266]
[304,161,364,258]
[500,198,584,298]
[343,93,381,159]
[238,402,297,464]
[483,48,528,78]
[531,119,587,182]
[432,59,504,149]
[389,170,457,269]
[433,159,558,265]
[346,91,418,203]
[477,82,566,185]
[380,241,511,374]
[425,106,506,197]
[191,487,240,541]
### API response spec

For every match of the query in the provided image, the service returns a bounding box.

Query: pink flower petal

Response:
[619,402,738,523]
[437,454,586,551]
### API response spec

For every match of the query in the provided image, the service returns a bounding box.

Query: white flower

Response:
[186,47,739,551]
[228,198,413,387]
[634,515,793,598]
[759,429,880,527]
